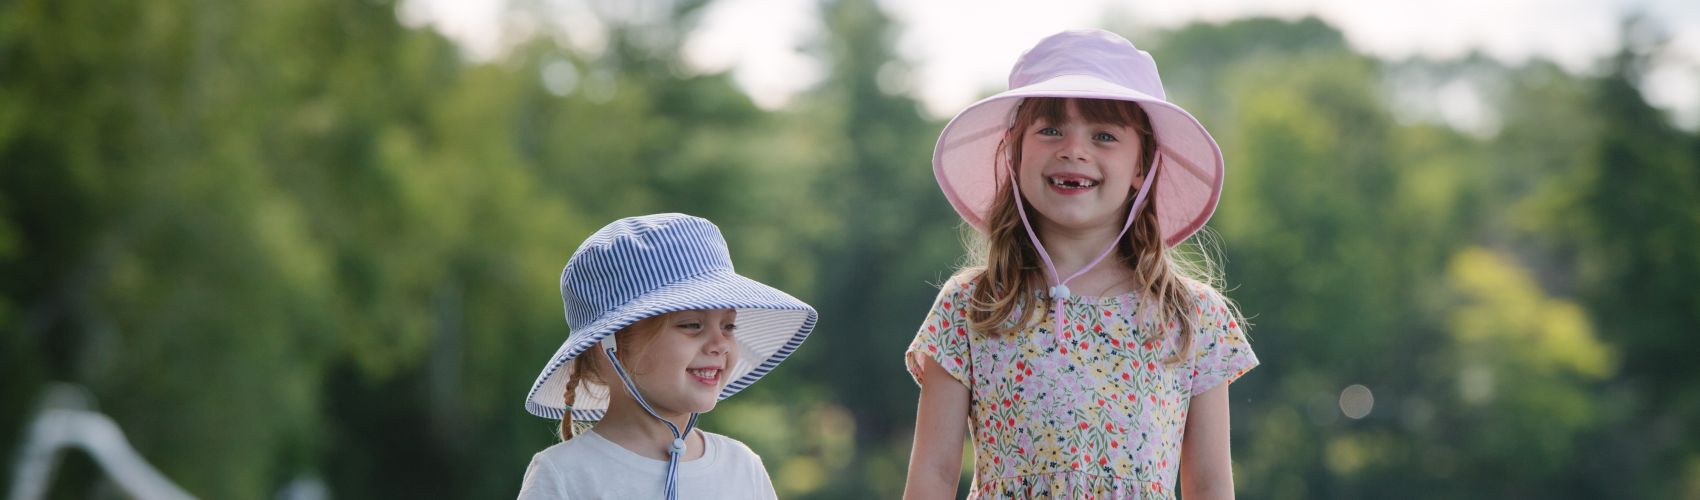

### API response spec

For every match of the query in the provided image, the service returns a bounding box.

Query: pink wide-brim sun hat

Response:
[933,29,1224,247]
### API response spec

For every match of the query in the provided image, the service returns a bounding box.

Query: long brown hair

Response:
[959,97,1234,361]
[558,314,667,441]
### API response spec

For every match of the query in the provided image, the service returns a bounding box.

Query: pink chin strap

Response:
[1009,155,1162,336]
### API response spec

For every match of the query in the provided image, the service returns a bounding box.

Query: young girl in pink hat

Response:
[904,29,1259,499]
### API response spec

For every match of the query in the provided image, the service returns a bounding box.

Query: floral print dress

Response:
[906,277,1259,499]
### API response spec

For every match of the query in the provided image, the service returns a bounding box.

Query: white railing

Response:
[7,384,196,500]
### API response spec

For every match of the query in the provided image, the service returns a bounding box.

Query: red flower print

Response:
[1076,323,1085,333]
[1003,398,1012,408]
[1079,341,1088,350]
[1110,339,1121,347]
[1063,330,1072,340]
[928,345,938,353]
[1015,374,1024,382]
[927,324,935,333]
[993,456,1000,465]
[1147,361,1156,371]
[1097,398,1105,406]
[1094,324,1103,333]
[1079,422,1088,430]
[1104,421,1113,431]
[1099,457,1108,466]
[1121,373,1131,381]
[1071,446,1077,453]
[1060,346,1068,355]
[957,327,967,337]
[1111,440,1119,448]
[1229,320,1238,329]
[942,320,952,329]
[943,301,952,310]
[1104,310,1112,317]
[1016,360,1025,370]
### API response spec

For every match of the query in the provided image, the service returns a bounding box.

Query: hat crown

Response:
[561,214,733,331]
[1009,29,1166,101]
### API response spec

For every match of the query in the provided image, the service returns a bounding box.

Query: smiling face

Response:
[1011,98,1154,234]
[608,309,741,416]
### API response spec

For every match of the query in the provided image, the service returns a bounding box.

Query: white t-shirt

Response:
[516,429,778,500]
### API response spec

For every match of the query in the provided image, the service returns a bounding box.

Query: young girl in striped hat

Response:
[519,213,817,500]
[905,30,1259,499]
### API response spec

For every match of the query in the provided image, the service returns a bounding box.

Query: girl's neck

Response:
[593,397,707,461]
[1034,221,1134,288]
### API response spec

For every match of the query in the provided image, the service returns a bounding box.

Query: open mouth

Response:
[1047,174,1100,191]
[687,367,722,385]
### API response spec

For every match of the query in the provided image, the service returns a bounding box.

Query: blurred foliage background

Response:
[3,0,1698,498]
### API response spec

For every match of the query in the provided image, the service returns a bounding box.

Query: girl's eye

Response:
[1037,127,1061,137]
[723,323,738,333]
[679,322,703,333]
[1094,132,1118,142]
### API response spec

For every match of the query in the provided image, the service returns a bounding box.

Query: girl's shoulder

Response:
[942,268,978,289]
[938,268,986,296]
[1179,276,1229,306]
[534,429,611,463]
[699,430,760,461]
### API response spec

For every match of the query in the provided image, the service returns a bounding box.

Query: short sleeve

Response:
[745,445,779,500]
[1188,284,1259,396]
[904,276,975,388]
[516,451,567,500]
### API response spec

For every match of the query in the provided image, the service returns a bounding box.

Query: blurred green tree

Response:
[4,1,1698,498]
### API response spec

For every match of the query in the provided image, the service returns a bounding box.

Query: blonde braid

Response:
[556,315,669,441]
[559,355,598,441]
[560,373,581,441]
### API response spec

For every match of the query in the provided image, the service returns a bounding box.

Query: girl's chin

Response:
[682,394,721,412]
[1040,213,1122,231]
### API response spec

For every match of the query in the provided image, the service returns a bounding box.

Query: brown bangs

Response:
[1014,97,1148,131]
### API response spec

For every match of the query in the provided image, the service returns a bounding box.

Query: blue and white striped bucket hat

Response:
[524,213,818,421]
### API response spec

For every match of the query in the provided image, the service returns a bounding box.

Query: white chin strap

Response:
[599,336,698,500]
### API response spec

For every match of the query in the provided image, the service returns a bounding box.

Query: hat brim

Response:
[933,74,1223,247]
[524,270,817,421]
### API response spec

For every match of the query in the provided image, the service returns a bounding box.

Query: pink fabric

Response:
[905,278,1261,499]
[933,30,1225,248]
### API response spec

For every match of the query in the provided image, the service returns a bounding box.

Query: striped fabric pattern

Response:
[525,214,819,421]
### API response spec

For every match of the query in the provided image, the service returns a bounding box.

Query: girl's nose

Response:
[706,329,732,355]
[1058,136,1089,162]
